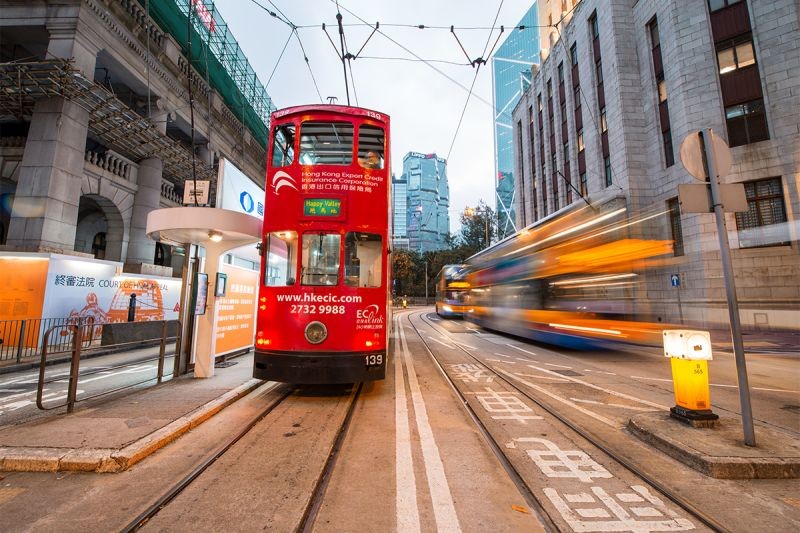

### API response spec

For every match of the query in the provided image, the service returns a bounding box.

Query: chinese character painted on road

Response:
[544,485,694,532]
[516,437,612,482]
[467,387,543,424]
[451,363,494,383]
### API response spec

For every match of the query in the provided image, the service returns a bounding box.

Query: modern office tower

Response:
[491,4,541,239]
[403,152,450,253]
[391,173,409,250]
[511,0,799,330]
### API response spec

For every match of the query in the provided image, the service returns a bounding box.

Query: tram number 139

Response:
[365,354,383,367]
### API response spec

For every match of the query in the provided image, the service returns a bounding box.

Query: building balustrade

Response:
[84,149,138,182]
[160,179,182,206]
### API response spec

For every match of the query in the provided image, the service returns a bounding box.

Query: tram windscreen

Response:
[265,231,297,286]
[344,232,382,287]
[301,233,341,286]
[300,122,353,166]
[271,125,295,167]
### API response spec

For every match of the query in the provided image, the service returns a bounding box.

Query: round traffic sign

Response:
[679,130,732,181]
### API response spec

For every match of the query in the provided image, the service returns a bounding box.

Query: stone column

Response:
[125,157,163,270]
[6,24,98,252]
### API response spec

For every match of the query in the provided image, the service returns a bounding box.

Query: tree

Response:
[458,201,496,253]
[391,249,418,296]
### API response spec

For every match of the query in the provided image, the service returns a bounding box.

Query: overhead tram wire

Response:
[247,0,324,103]
[332,0,494,108]
[446,0,506,161]
[265,29,294,89]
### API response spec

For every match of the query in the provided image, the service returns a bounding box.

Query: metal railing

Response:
[0,316,101,364]
[36,319,181,413]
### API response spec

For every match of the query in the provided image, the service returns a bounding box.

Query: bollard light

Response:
[663,330,719,426]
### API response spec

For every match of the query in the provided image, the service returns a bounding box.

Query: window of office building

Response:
[735,177,789,248]
[604,155,612,187]
[717,38,756,74]
[726,99,768,147]
[709,0,742,12]
[667,198,684,256]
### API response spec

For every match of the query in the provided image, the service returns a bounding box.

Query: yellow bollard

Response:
[663,330,719,426]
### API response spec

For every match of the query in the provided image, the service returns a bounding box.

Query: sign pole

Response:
[700,128,756,446]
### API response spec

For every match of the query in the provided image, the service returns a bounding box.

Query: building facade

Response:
[491,5,540,240]
[391,173,409,250]
[0,0,273,276]
[402,152,450,253]
[511,0,799,329]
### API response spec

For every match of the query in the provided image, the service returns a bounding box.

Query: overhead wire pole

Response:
[186,0,198,206]
[336,10,351,105]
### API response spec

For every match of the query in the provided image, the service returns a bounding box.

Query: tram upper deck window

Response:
[301,233,341,286]
[344,232,382,287]
[271,125,295,167]
[265,231,298,286]
[358,125,385,169]
[299,122,353,166]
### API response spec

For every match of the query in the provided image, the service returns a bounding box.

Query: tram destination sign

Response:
[303,198,342,217]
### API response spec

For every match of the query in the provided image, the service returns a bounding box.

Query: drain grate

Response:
[215,361,238,368]
[553,369,583,377]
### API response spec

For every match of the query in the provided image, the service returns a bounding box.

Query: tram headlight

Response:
[304,321,328,344]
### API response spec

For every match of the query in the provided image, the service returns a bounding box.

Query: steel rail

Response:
[121,382,292,533]
[299,382,364,532]
[413,310,727,533]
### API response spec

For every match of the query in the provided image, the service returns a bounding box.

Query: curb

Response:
[0,378,264,473]
[627,415,800,479]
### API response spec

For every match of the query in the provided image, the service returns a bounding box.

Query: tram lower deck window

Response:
[344,232,382,287]
[265,231,298,286]
[301,233,341,286]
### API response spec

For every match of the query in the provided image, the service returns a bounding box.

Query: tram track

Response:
[408,309,727,533]
[122,380,363,532]
[121,382,294,532]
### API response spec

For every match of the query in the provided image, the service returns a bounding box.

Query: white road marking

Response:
[516,358,534,362]
[544,362,573,369]
[498,369,618,428]
[486,358,516,364]
[570,398,655,412]
[631,375,797,393]
[527,365,670,410]
[517,437,612,482]
[427,336,455,349]
[512,372,570,382]
[507,344,537,356]
[394,318,421,533]
[492,353,514,359]
[400,318,461,531]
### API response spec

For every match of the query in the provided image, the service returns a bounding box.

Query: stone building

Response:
[511,0,798,329]
[0,0,273,276]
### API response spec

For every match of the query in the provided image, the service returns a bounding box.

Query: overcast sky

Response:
[215,0,535,233]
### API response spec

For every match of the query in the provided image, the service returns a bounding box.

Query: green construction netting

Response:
[139,0,276,148]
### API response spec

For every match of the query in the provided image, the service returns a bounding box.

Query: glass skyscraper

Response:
[391,173,409,250]
[491,5,540,239]
[402,152,450,253]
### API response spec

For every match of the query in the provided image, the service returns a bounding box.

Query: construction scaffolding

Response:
[0,59,216,185]
[143,0,277,149]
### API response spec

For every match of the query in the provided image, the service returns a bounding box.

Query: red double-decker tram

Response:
[254,105,390,383]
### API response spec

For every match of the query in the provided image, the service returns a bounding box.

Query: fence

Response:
[0,316,103,365]
[36,319,181,413]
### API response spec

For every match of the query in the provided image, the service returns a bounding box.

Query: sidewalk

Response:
[708,328,800,356]
[0,353,262,473]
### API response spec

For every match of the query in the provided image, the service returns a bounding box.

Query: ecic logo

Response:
[239,191,255,213]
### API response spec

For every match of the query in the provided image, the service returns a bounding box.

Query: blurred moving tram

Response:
[434,264,470,318]
[462,201,674,349]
